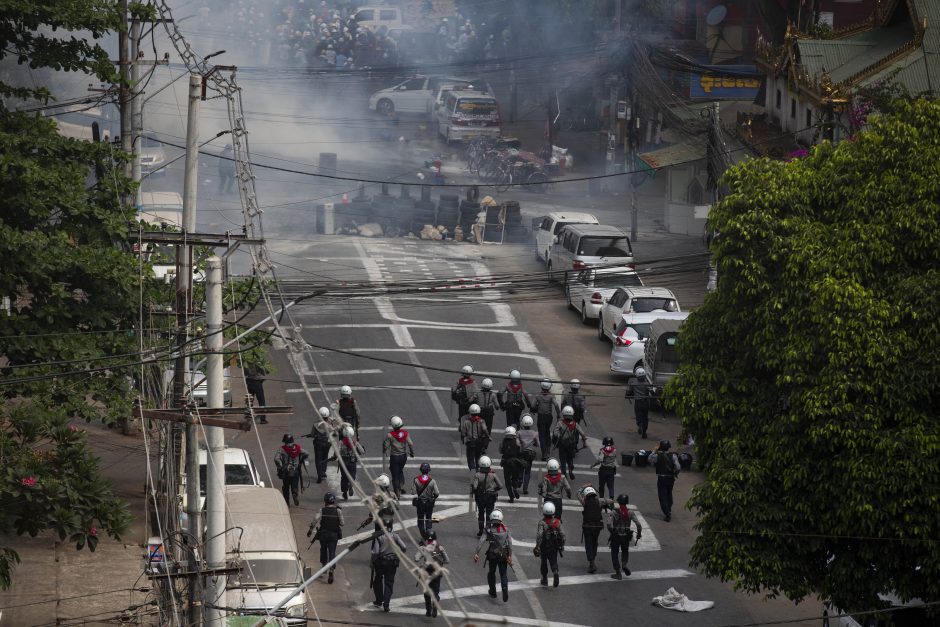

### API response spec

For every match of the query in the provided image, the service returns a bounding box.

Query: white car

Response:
[183,447,265,511]
[369,75,489,116]
[138,134,167,177]
[610,311,689,376]
[597,286,681,341]
[534,212,598,265]
[566,267,643,325]
[163,368,231,406]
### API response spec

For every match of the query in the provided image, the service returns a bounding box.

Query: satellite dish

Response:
[706,5,727,26]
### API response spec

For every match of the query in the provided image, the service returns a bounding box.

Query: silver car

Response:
[566,267,643,325]
[610,311,689,376]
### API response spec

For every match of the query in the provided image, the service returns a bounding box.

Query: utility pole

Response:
[175,72,202,627]
[131,18,143,208]
[119,0,133,207]
[204,256,225,626]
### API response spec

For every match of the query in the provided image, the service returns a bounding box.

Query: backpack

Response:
[452,382,469,404]
[541,520,565,551]
[558,423,578,446]
[501,437,520,458]
[285,456,299,478]
[486,531,510,561]
[611,509,634,539]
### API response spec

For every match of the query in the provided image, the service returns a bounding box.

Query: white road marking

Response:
[301,323,540,352]
[302,368,382,376]
[379,607,590,627]
[390,324,416,348]
[337,504,469,546]
[366,569,695,613]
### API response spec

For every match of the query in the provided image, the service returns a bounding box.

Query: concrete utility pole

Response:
[204,256,225,625]
[177,72,203,627]
[119,0,133,206]
[131,19,142,207]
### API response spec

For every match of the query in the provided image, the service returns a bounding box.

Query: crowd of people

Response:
[195,0,515,69]
[267,365,683,617]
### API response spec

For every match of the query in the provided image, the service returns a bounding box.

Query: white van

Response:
[225,486,310,624]
[353,6,408,31]
[535,212,599,265]
[436,90,501,144]
[137,191,183,228]
[549,224,634,284]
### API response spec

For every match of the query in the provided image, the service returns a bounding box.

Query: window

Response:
[595,272,642,288]
[609,291,627,307]
[615,322,651,340]
[540,218,551,231]
[775,89,781,108]
[632,298,678,313]
[578,236,632,256]
[806,108,812,128]
[791,98,796,119]
[356,9,374,20]
[402,78,426,90]
[380,9,397,20]
[553,221,570,235]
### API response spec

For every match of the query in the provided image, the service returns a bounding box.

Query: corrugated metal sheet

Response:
[638,140,705,169]
[797,24,913,83]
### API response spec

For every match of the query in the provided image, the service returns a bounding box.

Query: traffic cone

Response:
[341,192,350,204]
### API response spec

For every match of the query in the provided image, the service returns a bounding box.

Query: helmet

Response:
[659,439,671,451]
[325,492,336,504]
[561,405,574,417]
[542,501,556,516]
[602,436,614,446]
[546,458,560,472]
[340,385,352,397]
[505,425,517,436]
[375,474,391,489]
[521,415,534,428]
[461,365,473,375]
[469,403,481,415]
[570,378,581,389]
[478,455,492,469]
[343,424,355,438]
[489,509,503,523]
[509,369,521,380]
[420,462,431,474]
[635,367,646,378]
[617,494,629,505]
[481,378,493,389]
[282,433,294,444]
[318,406,331,419]
[540,379,552,390]
[390,415,404,429]
[582,486,597,498]
[426,530,437,542]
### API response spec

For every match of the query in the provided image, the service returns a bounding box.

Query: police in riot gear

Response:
[382,415,415,498]
[605,493,642,578]
[577,486,603,573]
[338,423,365,500]
[590,436,618,499]
[338,385,361,436]
[517,415,540,494]
[451,365,479,421]
[307,492,344,583]
[499,369,530,429]
[414,531,449,617]
[561,378,587,424]
[412,462,440,540]
[530,379,560,461]
[538,458,572,518]
[535,501,565,587]
[552,405,587,480]
[371,520,407,612]
[625,367,651,438]
[472,378,500,433]
[459,404,490,471]
[499,425,524,503]
[649,439,680,521]
[274,433,308,506]
[474,509,513,602]
[357,473,400,533]
[470,455,502,536]
[310,406,334,483]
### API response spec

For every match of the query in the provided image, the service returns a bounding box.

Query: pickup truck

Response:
[533,211,598,265]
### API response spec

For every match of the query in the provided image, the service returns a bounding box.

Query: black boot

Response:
[588,560,596,573]
[553,571,559,587]
[610,571,623,580]
[540,575,548,586]
[623,566,631,576]
[488,587,497,598]
[502,586,509,602]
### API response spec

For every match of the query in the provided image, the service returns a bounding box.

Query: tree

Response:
[0,0,143,589]
[668,99,940,611]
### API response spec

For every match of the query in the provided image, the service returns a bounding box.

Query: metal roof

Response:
[797,24,913,83]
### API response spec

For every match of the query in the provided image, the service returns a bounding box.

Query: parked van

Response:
[225,486,310,623]
[534,212,599,265]
[137,191,183,228]
[549,224,634,284]
[436,90,501,144]
[353,6,407,31]
[643,317,685,394]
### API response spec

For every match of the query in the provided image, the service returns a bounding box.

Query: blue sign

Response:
[690,65,761,100]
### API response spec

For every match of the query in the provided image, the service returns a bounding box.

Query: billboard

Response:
[689,65,761,100]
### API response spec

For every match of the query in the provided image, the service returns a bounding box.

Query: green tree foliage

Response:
[0,0,125,100]
[668,99,940,610]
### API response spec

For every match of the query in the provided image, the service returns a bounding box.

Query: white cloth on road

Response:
[651,587,714,612]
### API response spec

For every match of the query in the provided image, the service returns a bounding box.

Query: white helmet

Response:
[318,406,331,419]
[461,365,473,375]
[489,509,504,523]
[469,403,481,415]
[542,501,556,516]
[375,474,391,488]
[561,405,575,417]
[390,415,403,429]
[509,369,521,380]
[635,367,646,378]
[481,378,493,389]
[521,415,534,428]
[547,458,560,472]
[582,486,597,498]
[478,455,492,469]
[340,385,352,397]
[570,378,581,390]
[540,379,552,390]
[342,424,355,438]
[505,425,517,436]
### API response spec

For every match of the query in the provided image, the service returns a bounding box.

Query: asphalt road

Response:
[229,228,823,627]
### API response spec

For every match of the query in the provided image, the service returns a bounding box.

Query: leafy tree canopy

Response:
[669,99,940,611]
